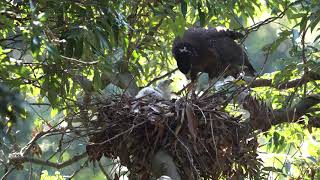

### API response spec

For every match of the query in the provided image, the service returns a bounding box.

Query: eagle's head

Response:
[172,41,197,75]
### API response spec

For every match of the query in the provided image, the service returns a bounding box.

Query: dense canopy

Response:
[1,0,320,179]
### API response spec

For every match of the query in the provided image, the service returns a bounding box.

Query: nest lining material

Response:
[86,94,262,179]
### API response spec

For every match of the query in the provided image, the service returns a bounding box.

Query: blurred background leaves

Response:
[0,0,320,179]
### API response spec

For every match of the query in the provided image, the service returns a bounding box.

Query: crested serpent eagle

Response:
[172,27,255,91]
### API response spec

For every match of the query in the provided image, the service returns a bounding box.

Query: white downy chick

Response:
[135,79,173,100]
[155,79,173,100]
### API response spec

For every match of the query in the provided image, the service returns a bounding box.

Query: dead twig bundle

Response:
[86,92,263,179]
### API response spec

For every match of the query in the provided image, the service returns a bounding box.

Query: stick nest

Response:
[86,94,262,179]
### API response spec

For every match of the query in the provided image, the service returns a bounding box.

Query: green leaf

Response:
[272,132,280,146]
[262,166,283,173]
[181,0,187,18]
[197,2,205,27]
[93,68,102,90]
[31,36,41,54]
[38,12,47,22]
[41,77,49,97]
[47,88,58,107]
[273,63,297,86]
[74,37,84,59]
[309,13,320,32]
[287,12,306,19]
[263,30,291,53]
[314,34,320,43]
[45,42,59,57]
[64,39,75,57]
[306,156,317,163]
[50,108,58,118]
[299,15,309,33]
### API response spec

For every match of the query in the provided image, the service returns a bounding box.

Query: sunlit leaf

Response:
[93,67,102,90]
[309,13,320,32]
[197,2,205,27]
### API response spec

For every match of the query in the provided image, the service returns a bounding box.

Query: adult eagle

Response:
[172,27,255,86]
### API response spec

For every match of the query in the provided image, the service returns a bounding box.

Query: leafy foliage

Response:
[0,0,320,179]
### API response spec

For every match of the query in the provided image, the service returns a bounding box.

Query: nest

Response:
[86,94,262,179]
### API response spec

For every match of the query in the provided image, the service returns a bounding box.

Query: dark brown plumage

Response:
[172,27,255,82]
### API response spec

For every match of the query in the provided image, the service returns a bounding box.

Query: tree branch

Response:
[145,68,178,87]
[9,152,87,169]
[240,91,320,131]
[272,95,320,125]
[1,168,14,180]
[151,150,181,180]
[60,55,98,65]
[250,71,320,89]
[242,0,301,36]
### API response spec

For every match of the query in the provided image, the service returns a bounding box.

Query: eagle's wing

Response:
[210,36,255,76]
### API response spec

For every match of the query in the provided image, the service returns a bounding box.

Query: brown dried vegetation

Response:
[86,91,266,179]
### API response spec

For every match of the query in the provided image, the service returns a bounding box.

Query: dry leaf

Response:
[186,103,197,141]
[174,108,185,136]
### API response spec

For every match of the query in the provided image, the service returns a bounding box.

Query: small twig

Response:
[301,28,308,73]
[145,68,178,87]
[21,131,49,156]
[60,55,98,65]
[1,168,14,180]
[28,103,51,106]
[301,27,308,97]
[209,113,221,170]
[9,152,87,169]
[165,123,200,179]
[192,104,207,124]
[175,81,192,96]
[89,120,148,146]
[241,1,294,40]
[200,64,231,99]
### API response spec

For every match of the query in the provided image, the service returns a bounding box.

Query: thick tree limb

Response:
[151,150,181,180]
[272,95,320,125]
[307,116,320,128]
[240,91,320,131]
[250,71,320,89]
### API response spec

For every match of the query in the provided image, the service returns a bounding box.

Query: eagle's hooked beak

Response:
[185,64,192,80]
[185,71,191,80]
